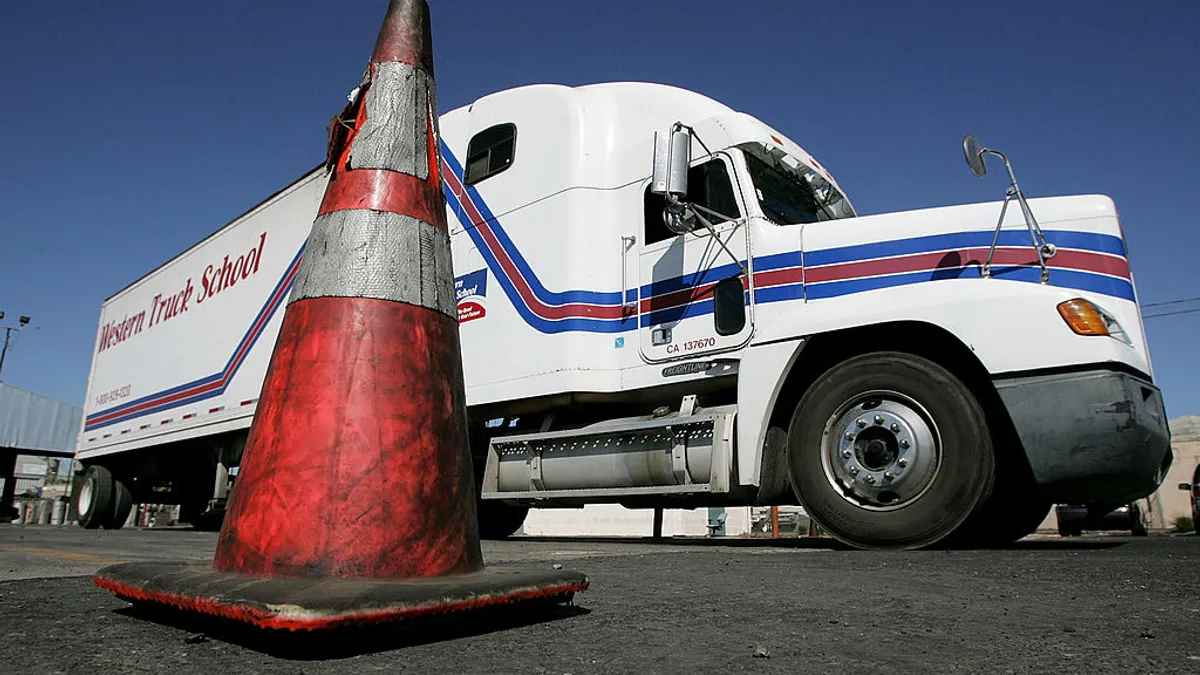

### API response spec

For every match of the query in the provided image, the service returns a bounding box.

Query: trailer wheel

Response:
[106,478,133,530]
[74,466,112,529]
[187,506,226,532]
[787,352,994,549]
[477,500,529,540]
[74,465,132,530]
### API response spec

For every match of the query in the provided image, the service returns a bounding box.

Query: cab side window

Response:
[643,159,740,245]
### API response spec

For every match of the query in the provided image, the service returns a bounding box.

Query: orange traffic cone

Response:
[93,0,586,631]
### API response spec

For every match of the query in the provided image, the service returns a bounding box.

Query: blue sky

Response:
[1,1,1197,417]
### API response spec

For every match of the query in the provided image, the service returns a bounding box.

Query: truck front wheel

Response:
[73,465,134,530]
[787,352,995,549]
[945,472,1051,547]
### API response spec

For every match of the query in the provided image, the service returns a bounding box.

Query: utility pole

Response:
[0,312,32,380]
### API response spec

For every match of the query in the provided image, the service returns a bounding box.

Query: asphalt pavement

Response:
[1,526,1198,674]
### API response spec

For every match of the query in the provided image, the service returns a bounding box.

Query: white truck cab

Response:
[75,82,1171,549]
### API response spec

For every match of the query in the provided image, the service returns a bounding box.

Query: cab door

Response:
[638,153,754,362]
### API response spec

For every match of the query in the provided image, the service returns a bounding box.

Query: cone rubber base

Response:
[94,561,587,632]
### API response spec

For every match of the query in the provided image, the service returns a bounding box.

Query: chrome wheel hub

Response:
[77,480,94,516]
[822,391,941,511]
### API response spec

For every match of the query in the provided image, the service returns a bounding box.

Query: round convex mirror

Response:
[963,135,987,177]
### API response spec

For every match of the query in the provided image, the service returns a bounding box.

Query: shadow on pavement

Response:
[991,538,1127,551]
[115,598,590,660]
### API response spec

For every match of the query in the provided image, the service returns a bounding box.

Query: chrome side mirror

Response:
[963,135,986,177]
[650,127,690,198]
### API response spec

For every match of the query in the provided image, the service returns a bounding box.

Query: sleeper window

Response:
[464,123,517,185]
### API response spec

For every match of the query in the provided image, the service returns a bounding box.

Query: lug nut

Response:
[865,475,876,484]
[844,432,855,440]
[856,418,867,428]
[884,471,894,480]
[899,440,910,449]
[890,423,900,432]
[898,458,908,467]
[874,415,884,425]
[842,449,852,458]
[849,466,859,476]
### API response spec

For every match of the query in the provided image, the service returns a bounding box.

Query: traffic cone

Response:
[93,0,586,631]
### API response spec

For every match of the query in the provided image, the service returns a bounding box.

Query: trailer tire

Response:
[74,466,114,529]
[786,352,994,549]
[106,478,134,530]
[1058,525,1082,537]
[188,507,226,532]
[477,500,528,540]
[74,465,132,530]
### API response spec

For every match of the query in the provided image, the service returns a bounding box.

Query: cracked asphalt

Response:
[1,526,1198,674]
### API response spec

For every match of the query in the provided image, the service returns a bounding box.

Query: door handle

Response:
[621,235,637,312]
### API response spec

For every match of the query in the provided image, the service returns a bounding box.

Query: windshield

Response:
[742,148,853,225]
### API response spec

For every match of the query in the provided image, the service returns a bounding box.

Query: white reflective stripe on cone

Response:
[289,209,456,317]
[349,61,432,179]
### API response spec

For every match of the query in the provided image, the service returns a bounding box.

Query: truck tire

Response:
[107,479,134,530]
[477,500,529,540]
[946,466,1052,548]
[949,489,1051,548]
[175,451,220,529]
[74,466,114,529]
[188,506,226,532]
[1058,525,1082,537]
[1130,503,1149,537]
[786,352,995,549]
[74,465,133,530]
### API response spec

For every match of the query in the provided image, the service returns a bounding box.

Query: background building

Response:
[1144,415,1199,531]
[0,383,81,521]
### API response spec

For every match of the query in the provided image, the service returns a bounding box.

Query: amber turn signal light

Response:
[1057,298,1110,336]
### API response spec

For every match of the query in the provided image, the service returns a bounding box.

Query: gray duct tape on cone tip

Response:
[349,61,431,179]
[289,209,457,318]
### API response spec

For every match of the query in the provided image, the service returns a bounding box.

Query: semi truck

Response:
[73,81,1172,549]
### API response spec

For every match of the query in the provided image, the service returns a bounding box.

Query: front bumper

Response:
[995,369,1172,504]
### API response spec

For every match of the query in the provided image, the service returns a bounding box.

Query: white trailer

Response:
[74,82,1172,549]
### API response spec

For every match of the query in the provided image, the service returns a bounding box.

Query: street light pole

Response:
[0,312,32,381]
[0,328,11,379]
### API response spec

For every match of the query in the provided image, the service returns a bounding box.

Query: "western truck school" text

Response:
[95,232,268,354]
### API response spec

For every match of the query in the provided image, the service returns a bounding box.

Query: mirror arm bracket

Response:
[671,122,715,160]
[685,202,748,277]
[975,147,1057,283]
